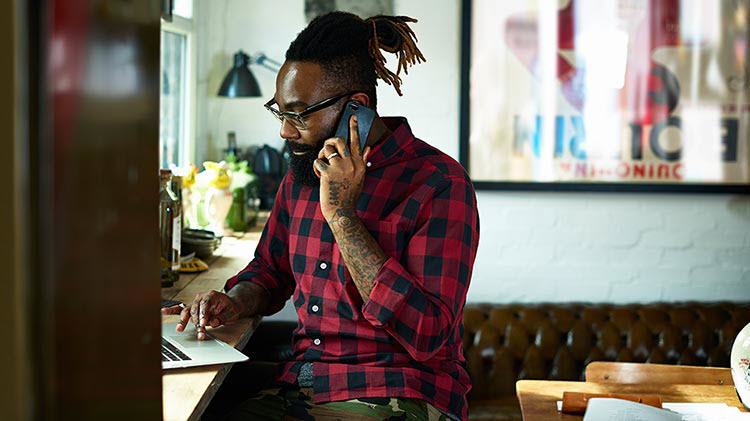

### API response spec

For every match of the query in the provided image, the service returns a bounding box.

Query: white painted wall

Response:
[474,192,750,303]
[194,0,305,163]
[193,1,750,323]
[193,0,460,163]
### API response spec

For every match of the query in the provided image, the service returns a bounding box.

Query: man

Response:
[163,12,479,421]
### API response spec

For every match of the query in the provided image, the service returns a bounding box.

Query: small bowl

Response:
[731,321,750,410]
[182,229,221,259]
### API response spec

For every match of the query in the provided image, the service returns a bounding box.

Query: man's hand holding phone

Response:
[314,113,371,221]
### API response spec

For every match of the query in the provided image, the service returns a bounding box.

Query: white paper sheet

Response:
[662,402,750,421]
[555,399,750,420]
[582,398,682,421]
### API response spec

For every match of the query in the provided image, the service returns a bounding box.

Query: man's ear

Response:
[349,92,371,108]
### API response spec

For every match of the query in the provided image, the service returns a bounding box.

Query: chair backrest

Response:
[584,361,733,386]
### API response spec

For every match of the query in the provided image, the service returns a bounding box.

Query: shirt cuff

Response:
[362,257,414,327]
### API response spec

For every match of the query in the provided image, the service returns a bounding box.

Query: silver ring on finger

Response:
[326,152,339,160]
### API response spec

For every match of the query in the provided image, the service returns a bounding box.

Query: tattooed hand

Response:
[161,290,243,340]
[313,115,371,221]
[312,114,386,301]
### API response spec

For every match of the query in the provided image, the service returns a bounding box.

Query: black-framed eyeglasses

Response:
[264,91,355,130]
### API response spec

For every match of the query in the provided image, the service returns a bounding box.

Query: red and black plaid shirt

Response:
[226,117,480,420]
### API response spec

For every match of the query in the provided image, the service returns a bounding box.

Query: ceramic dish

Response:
[181,229,221,259]
[731,321,750,410]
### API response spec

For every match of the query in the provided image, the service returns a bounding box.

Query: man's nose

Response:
[279,119,300,140]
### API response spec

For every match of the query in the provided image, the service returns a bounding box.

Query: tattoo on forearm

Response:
[328,180,351,208]
[328,208,388,301]
[329,181,340,207]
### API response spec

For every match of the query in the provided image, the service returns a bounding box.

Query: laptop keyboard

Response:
[162,338,191,362]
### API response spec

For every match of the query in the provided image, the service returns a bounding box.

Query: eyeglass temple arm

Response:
[252,53,282,73]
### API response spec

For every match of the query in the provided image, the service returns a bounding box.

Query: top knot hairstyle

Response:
[285,11,426,108]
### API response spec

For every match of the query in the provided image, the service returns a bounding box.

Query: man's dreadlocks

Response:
[285,11,426,110]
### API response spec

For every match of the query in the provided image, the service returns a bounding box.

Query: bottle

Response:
[159,169,182,287]
[227,187,246,232]
[203,161,233,237]
[170,175,184,229]
[227,131,238,159]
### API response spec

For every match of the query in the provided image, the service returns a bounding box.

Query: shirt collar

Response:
[365,117,414,170]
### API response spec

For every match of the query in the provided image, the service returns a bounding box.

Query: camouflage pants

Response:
[224,385,454,421]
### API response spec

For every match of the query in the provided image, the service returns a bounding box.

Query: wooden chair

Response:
[584,362,733,386]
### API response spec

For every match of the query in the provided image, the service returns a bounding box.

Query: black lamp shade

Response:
[217,51,262,97]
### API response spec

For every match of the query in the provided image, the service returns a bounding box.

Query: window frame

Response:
[161,13,196,168]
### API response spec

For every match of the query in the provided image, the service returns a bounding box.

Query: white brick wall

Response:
[468,192,750,303]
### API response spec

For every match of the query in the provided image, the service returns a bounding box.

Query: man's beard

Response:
[285,127,336,187]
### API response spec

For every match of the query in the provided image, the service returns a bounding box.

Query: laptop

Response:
[161,322,249,369]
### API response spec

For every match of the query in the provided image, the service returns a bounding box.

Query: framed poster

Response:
[459,0,750,192]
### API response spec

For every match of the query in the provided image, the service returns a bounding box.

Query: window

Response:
[160,0,195,169]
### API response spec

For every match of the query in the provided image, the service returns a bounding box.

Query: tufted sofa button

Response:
[707,346,729,367]
[583,348,605,371]
[582,307,607,327]
[640,308,667,331]
[506,320,530,359]
[698,307,728,328]
[519,308,545,330]
[598,322,622,361]
[463,307,486,333]
[535,319,560,360]
[519,346,545,379]
[679,349,698,365]
[549,347,578,380]
[658,325,682,362]
[670,308,698,329]
[549,308,576,332]
[610,308,637,332]
[489,308,514,334]
[647,347,667,364]
[568,320,593,361]
[629,322,653,362]
[617,348,634,361]
[475,322,500,350]
[688,322,716,360]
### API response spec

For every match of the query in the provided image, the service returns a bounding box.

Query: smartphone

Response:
[334,101,375,152]
[161,299,183,309]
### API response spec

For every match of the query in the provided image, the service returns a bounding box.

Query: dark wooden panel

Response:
[33,0,163,418]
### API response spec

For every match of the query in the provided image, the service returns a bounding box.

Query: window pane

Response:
[160,30,187,169]
[174,0,193,19]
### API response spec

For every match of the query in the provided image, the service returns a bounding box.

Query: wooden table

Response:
[516,379,747,420]
[162,214,268,421]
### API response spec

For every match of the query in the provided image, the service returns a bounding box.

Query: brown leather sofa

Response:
[241,302,750,420]
[463,302,750,420]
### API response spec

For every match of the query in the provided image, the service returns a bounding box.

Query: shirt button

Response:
[366,161,372,168]
[319,262,327,270]
[313,338,321,346]
[311,305,319,313]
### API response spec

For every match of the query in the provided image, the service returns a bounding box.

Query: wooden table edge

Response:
[162,224,266,421]
[183,316,262,421]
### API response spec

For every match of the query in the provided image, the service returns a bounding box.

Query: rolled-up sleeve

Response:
[362,175,480,361]
[225,177,295,316]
